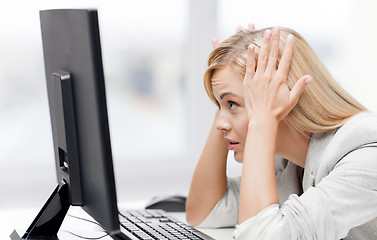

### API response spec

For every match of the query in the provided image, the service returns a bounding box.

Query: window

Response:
[0,0,192,209]
[2,0,377,211]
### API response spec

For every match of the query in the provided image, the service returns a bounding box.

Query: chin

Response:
[234,152,243,163]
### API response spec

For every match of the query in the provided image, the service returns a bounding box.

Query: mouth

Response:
[226,139,239,151]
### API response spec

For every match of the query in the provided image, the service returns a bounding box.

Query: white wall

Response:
[352,0,377,111]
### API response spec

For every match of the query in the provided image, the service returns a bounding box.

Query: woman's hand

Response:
[212,23,255,49]
[243,27,312,124]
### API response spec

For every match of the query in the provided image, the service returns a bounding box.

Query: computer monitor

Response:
[15,9,126,239]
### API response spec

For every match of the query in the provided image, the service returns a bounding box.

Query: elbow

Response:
[186,212,201,227]
[185,213,198,227]
[185,200,203,226]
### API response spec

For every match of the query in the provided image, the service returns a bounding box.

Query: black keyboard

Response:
[119,209,214,240]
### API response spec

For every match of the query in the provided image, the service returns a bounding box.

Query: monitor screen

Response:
[40,9,121,234]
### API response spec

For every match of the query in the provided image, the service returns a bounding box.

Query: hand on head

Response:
[243,27,312,123]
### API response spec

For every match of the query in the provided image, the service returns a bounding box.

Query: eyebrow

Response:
[220,92,239,100]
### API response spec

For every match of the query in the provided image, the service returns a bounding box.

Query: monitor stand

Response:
[11,181,70,240]
[11,71,82,239]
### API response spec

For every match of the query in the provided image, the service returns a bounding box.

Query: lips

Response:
[226,139,239,150]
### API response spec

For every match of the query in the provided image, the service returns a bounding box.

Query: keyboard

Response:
[119,209,215,240]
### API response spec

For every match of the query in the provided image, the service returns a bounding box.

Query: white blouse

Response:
[197,112,377,239]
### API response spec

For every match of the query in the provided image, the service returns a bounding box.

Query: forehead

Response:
[211,65,244,96]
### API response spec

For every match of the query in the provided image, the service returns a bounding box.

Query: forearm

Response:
[238,119,279,224]
[186,120,229,226]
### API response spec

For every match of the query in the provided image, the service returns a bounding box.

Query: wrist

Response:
[248,116,279,130]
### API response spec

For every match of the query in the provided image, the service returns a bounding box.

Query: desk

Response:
[2,203,234,240]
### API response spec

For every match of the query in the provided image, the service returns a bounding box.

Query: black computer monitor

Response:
[14,9,125,240]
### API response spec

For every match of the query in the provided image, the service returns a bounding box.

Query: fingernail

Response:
[305,76,312,84]
[265,30,272,39]
[273,27,280,34]
[287,34,294,41]
[248,44,255,51]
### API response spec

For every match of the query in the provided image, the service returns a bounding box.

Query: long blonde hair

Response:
[204,27,366,137]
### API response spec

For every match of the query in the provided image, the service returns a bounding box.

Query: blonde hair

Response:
[204,27,367,137]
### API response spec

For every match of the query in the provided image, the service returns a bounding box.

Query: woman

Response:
[186,26,377,239]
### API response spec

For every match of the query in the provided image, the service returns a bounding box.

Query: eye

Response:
[229,101,239,110]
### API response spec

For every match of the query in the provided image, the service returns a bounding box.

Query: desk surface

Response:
[2,203,234,240]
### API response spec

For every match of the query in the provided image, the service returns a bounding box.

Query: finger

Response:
[277,34,295,78]
[236,25,243,33]
[290,75,312,107]
[212,38,219,49]
[266,27,281,73]
[248,23,255,30]
[257,29,272,72]
[244,44,256,81]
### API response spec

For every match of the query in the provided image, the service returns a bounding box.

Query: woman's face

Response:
[211,64,287,163]
[211,65,249,163]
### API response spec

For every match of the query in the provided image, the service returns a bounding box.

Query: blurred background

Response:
[1,0,377,212]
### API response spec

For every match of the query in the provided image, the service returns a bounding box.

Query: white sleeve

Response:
[196,177,241,228]
[232,145,377,239]
[233,204,283,240]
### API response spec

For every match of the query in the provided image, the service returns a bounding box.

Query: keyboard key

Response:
[159,218,171,222]
[132,230,154,240]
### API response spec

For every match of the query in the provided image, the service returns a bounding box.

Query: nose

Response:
[215,110,231,133]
